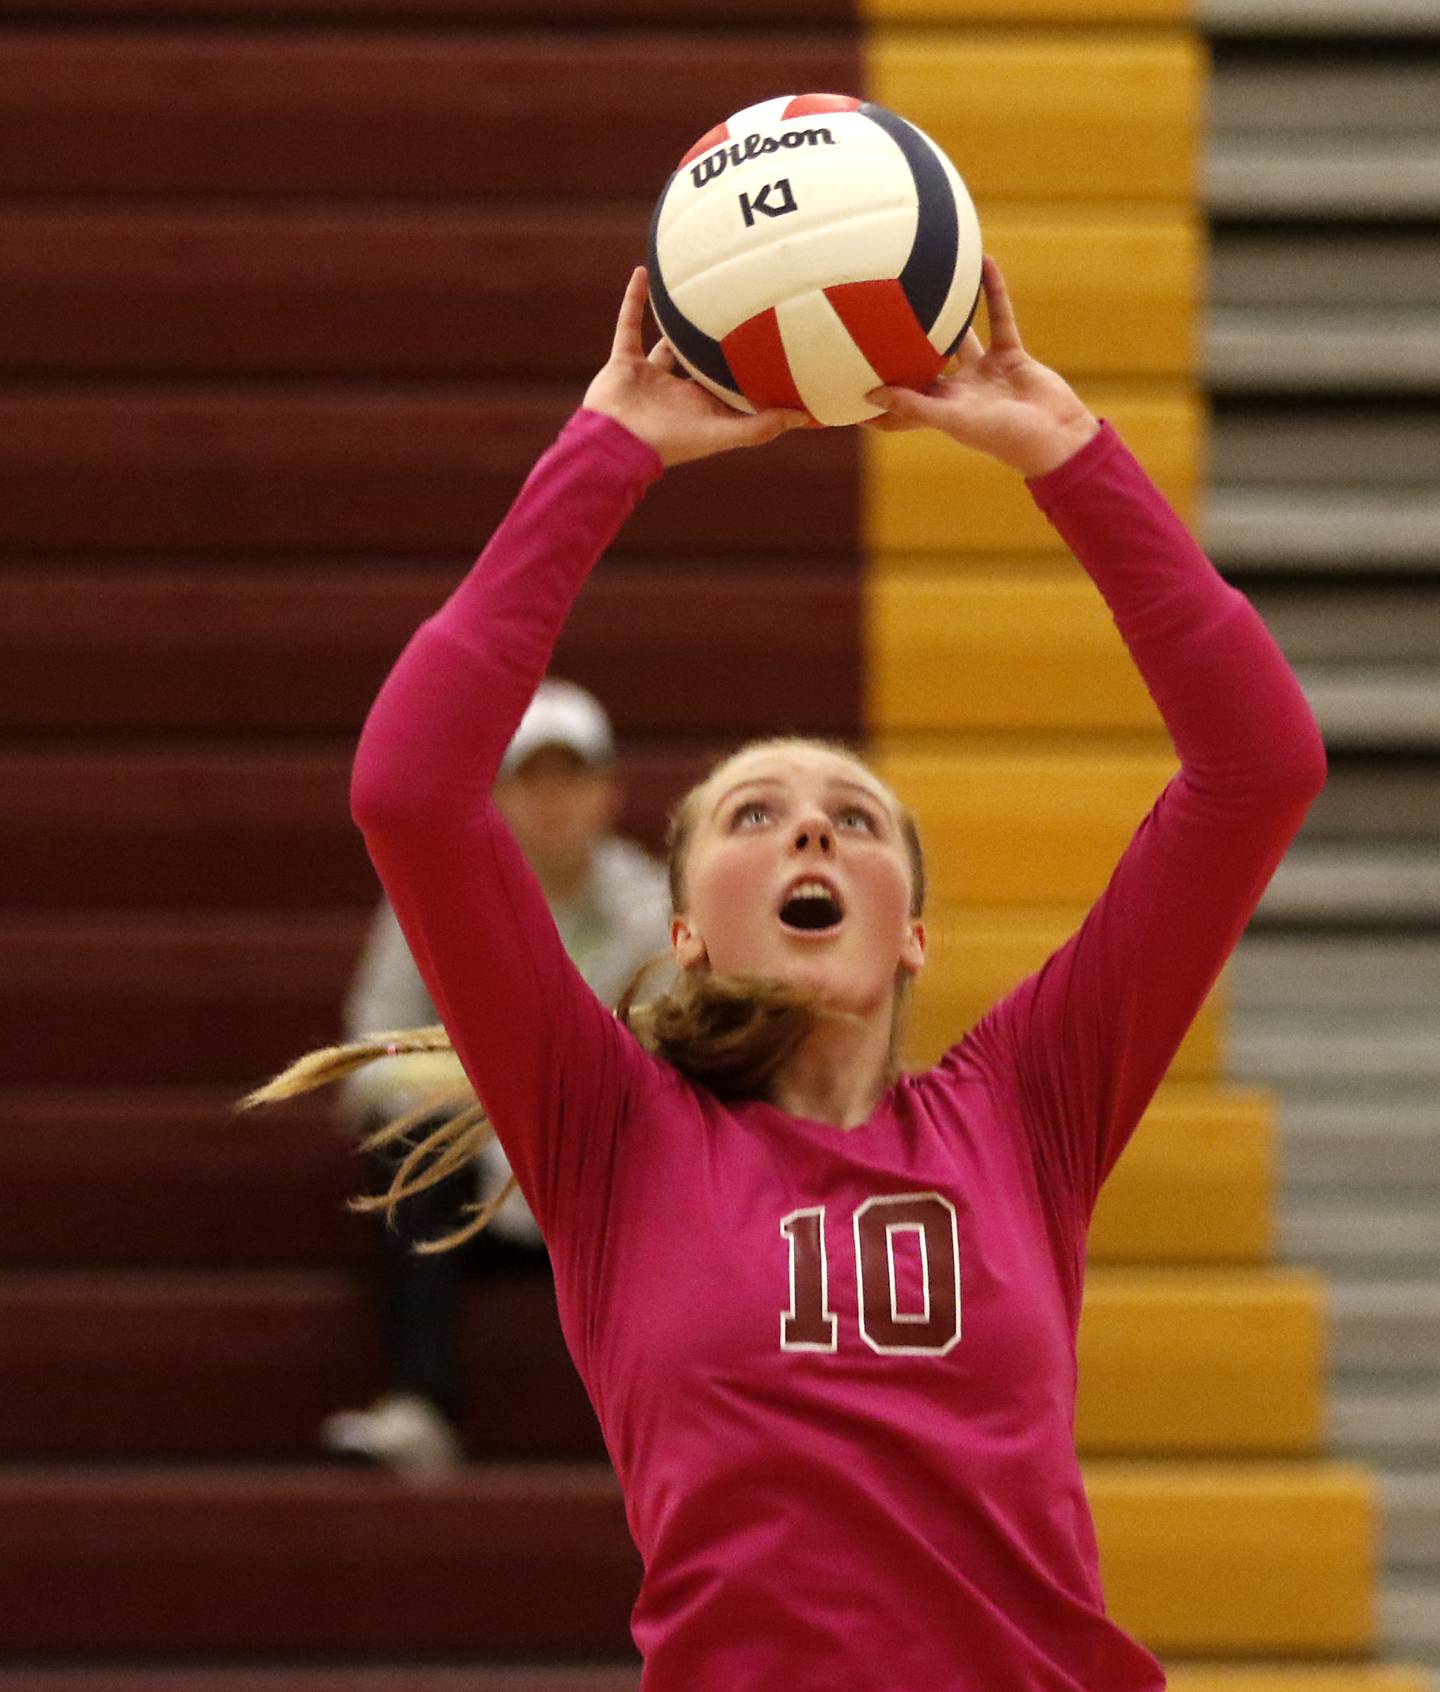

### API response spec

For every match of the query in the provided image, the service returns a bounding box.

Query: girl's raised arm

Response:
[349,272,804,1243]
[981,429,1325,1224]
[872,263,1326,1223]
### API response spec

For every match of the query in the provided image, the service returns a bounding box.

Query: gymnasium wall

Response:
[0,0,1425,1684]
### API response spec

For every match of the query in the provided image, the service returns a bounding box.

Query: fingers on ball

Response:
[611,267,649,356]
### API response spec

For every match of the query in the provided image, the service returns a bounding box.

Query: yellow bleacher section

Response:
[875,750,1177,897]
[871,32,1204,201]
[859,4,1425,1682]
[1091,1085,1275,1262]
[1078,1269,1326,1452]
[869,573,1166,728]
[985,208,1201,379]
[900,907,1222,1074]
[864,0,1191,23]
[1092,1463,1377,1651]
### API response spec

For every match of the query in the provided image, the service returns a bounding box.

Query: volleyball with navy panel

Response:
[647,93,983,429]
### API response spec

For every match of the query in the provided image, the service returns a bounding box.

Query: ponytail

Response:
[240,1026,508,1255]
[241,967,844,1251]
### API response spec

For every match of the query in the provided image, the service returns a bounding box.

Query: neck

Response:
[766,1002,895,1130]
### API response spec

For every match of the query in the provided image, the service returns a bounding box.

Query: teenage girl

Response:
[254,259,1326,1689]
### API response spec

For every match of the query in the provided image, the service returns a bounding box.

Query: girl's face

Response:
[672,745,925,1016]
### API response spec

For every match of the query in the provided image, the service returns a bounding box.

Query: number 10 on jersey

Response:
[780,1193,961,1357]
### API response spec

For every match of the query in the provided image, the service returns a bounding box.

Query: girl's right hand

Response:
[583,268,809,468]
[864,257,1100,479]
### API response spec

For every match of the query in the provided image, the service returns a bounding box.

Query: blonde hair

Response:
[241,737,926,1252]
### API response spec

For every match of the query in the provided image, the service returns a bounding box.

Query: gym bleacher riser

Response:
[1204,0,1440,1668]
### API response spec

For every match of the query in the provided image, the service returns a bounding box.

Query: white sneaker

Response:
[320,1393,463,1478]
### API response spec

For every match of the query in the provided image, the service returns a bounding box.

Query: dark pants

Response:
[369,1118,546,1429]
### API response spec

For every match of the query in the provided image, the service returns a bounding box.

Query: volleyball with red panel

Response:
[647,93,983,428]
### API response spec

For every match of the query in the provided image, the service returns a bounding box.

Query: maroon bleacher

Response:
[0,0,873,1678]
[0,3,865,1684]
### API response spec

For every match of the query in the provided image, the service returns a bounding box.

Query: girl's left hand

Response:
[584,267,808,467]
[864,257,1101,479]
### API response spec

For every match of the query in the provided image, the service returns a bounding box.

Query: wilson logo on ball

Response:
[648,93,983,429]
[688,126,837,189]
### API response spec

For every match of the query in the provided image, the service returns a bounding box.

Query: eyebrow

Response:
[709,774,891,822]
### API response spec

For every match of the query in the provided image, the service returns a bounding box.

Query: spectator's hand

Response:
[864,257,1100,478]
[583,267,808,467]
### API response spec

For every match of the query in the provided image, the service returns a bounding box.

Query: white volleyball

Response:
[647,93,984,428]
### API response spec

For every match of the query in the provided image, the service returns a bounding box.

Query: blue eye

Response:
[732,800,770,828]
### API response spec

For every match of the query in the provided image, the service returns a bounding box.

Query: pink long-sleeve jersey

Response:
[351,409,1326,1691]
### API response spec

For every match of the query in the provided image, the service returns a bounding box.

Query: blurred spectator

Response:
[322,679,671,1474]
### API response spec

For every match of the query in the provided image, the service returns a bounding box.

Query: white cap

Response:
[500,678,616,777]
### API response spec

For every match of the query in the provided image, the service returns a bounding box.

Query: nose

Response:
[792,818,834,855]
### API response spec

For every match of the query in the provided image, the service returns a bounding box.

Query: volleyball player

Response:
[254,259,1326,1688]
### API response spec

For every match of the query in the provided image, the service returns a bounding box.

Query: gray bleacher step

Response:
[1297,763,1440,845]
[1230,935,1440,1010]
[1260,842,1440,919]
[1208,138,1440,218]
[1330,1282,1440,1376]
[1297,670,1440,749]
[1213,410,1440,488]
[1282,1099,1440,1192]
[1231,1013,1440,1086]
[1205,0,1440,31]
[1212,233,1440,312]
[1256,586,1440,735]
[1386,1576,1440,1670]
[1208,488,1440,571]
[1209,310,1440,391]
[1330,1385,1440,1462]
[1232,949,1440,1091]
[1206,25,1440,1678]
[1385,1472,1440,1568]
[1281,1201,1440,1271]
[1208,52,1440,216]
[1211,57,1440,134]
[1209,430,1440,560]
[1245,588,1440,666]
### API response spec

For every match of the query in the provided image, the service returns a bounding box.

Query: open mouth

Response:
[778,879,845,933]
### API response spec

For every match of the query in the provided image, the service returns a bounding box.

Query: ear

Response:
[898,918,926,979]
[670,913,708,971]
